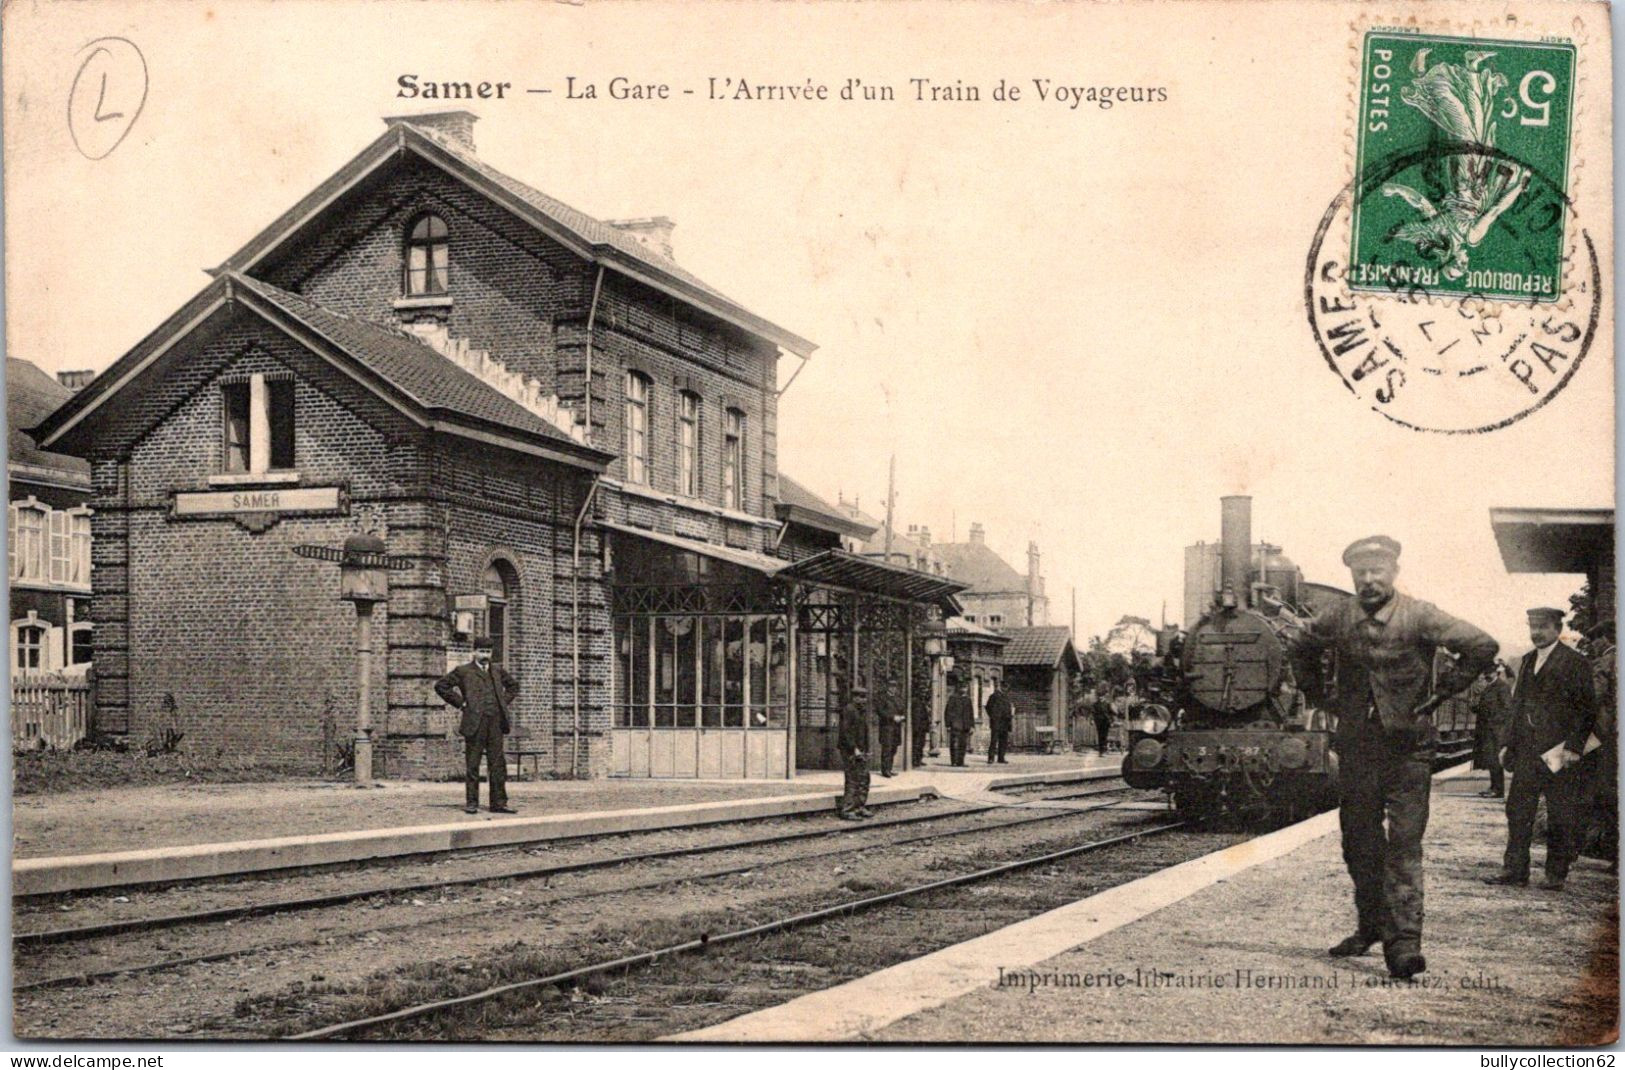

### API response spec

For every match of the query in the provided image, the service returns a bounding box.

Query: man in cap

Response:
[943,676,975,767]
[1484,608,1598,891]
[837,678,875,820]
[435,636,520,815]
[1289,535,1498,979]
[876,680,906,777]
[1583,621,1617,873]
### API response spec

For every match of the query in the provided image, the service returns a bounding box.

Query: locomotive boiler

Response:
[1122,496,1343,818]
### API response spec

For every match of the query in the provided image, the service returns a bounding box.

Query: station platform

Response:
[10,750,1121,896]
[675,767,1620,1046]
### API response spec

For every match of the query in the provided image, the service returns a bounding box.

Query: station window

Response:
[677,392,700,497]
[404,213,450,296]
[222,375,295,474]
[624,372,650,485]
[13,623,44,672]
[69,622,93,667]
[722,408,744,509]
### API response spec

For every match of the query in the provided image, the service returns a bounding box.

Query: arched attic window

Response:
[404,213,450,296]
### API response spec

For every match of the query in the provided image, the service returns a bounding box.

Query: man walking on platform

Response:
[435,636,520,815]
[837,680,874,820]
[944,677,974,767]
[1289,536,1497,980]
[985,681,1013,764]
[1485,608,1598,892]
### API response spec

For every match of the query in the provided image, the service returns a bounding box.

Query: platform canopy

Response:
[779,549,965,615]
[1489,507,1614,574]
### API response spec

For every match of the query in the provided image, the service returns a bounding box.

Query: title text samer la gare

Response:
[397,74,1169,110]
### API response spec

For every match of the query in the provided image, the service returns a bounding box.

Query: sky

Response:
[2,0,1614,655]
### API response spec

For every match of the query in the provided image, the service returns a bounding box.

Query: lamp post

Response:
[294,534,410,788]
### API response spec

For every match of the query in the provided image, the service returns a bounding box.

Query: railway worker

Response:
[1288,535,1497,980]
[944,676,975,766]
[1092,693,1114,757]
[1471,663,1513,798]
[837,680,874,820]
[910,684,933,768]
[985,681,1013,764]
[434,636,520,815]
[1485,608,1598,892]
[877,681,906,777]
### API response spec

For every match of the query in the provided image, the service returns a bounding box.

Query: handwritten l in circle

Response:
[68,37,148,161]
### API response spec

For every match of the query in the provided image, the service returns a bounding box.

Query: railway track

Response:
[16,782,1147,994]
[288,816,1192,1041]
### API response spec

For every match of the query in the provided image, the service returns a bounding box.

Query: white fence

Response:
[12,673,91,751]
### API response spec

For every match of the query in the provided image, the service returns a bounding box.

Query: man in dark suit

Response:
[876,682,906,777]
[1288,536,1498,980]
[435,636,520,815]
[943,677,974,766]
[1092,693,1114,757]
[985,682,1013,764]
[1485,608,1599,891]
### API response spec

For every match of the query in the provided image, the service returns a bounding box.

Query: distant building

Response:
[935,522,1048,628]
[8,359,94,675]
[858,519,948,576]
[944,616,1008,753]
[998,626,1080,751]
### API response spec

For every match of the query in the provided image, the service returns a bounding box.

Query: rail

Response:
[12,674,91,751]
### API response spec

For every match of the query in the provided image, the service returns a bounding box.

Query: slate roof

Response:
[999,625,1077,668]
[776,475,875,538]
[935,539,1028,593]
[217,119,814,357]
[234,275,599,454]
[7,359,91,483]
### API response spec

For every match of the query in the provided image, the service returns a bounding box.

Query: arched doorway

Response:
[482,559,519,667]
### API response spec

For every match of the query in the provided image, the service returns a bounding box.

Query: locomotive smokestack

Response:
[1220,495,1253,609]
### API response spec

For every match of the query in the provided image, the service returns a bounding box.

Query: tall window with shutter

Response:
[723,408,744,510]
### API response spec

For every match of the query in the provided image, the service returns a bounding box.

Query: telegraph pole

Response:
[883,454,896,563]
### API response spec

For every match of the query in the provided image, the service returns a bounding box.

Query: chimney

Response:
[56,370,95,393]
[918,526,930,546]
[968,522,985,545]
[607,216,677,260]
[1220,495,1253,608]
[1027,541,1041,586]
[384,110,479,152]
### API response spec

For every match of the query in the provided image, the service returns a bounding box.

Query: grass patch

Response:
[13,747,320,795]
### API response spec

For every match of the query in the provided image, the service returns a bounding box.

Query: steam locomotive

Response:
[1122,496,1480,819]
[1121,497,1344,819]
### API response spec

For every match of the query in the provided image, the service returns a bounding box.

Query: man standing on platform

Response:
[1485,608,1598,892]
[837,680,874,820]
[1289,536,1497,980]
[877,681,906,777]
[944,676,974,767]
[1472,664,1513,798]
[1092,693,1115,758]
[910,685,932,768]
[985,681,1013,764]
[435,636,520,815]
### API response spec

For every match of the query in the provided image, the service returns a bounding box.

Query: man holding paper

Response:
[1485,608,1599,892]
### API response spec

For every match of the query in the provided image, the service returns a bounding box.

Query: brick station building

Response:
[35,110,960,779]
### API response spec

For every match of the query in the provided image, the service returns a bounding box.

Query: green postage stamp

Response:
[1351,31,1576,303]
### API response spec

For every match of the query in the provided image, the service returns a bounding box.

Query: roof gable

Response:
[935,540,1028,593]
[33,275,612,471]
[1000,626,1079,669]
[7,359,91,482]
[777,475,876,539]
[215,120,814,357]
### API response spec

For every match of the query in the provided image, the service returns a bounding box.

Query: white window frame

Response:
[220,374,295,477]
[10,498,50,583]
[69,621,93,666]
[11,614,47,673]
[723,408,744,510]
[677,392,700,498]
[624,372,651,485]
[68,508,92,588]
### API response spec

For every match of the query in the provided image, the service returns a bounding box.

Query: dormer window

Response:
[404,213,450,296]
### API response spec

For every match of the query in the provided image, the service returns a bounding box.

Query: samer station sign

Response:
[170,485,348,532]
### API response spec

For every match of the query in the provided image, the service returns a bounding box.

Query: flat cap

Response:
[1526,607,1566,623]
[473,635,496,650]
[1342,535,1401,565]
